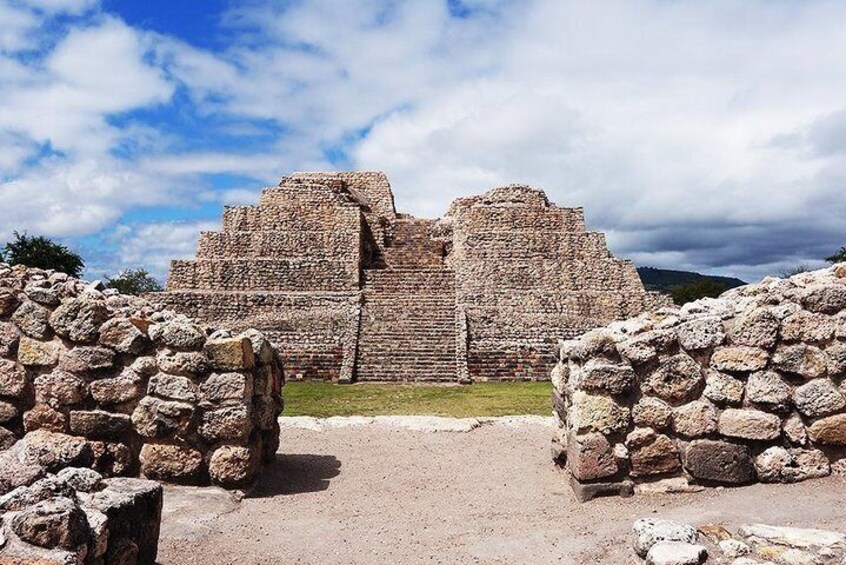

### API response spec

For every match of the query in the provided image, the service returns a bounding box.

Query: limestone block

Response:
[200,372,253,405]
[772,344,829,379]
[684,440,756,484]
[800,284,846,314]
[643,354,704,403]
[745,371,792,408]
[727,308,779,349]
[11,300,51,339]
[672,401,718,438]
[718,409,782,441]
[208,445,260,487]
[710,346,769,373]
[793,379,846,418]
[575,358,635,395]
[17,336,61,367]
[754,446,830,483]
[569,391,630,434]
[57,345,114,373]
[10,496,89,550]
[147,373,199,403]
[633,397,673,429]
[807,413,846,444]
[203,337,255,371]
[98,317,149,353]
[139,443,204,483]
[17,431,92,473]
[633,518,698,558]
[148,320,206,349]
[677,316,725,351]
[780,311,837,343]
[156,349,210,376]
[49,297,109,343]
[198,405,253,442]
[646,542,707,565]
[703,370,744,405]
[89,371,144,405]
[567,432,618,481]
[131,396,196,439]
[630,435,681,478]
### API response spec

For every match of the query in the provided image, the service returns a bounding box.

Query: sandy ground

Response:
[157,418,846,564]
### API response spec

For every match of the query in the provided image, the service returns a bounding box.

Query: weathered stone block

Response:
[23,405,68,434]
[0,359,27,398]
[677,316,724,351]
[10,496,89,550]
[569,391,630,434]
[807,413,846,444]
[69,410,132,440]
[780,311,837,343]
[727,308,779,349]
[147,373,198,402]
[745,370,792,408]
[801,284,846,314]
[643,354,704,403]
[57,346,114,373]
[17,336,61,367]
[131,396,196,439]
[156,349,210,376]
[200,372,253,404]
[754,446,830,483]
[684,439,755,484]
[98,317,148,353]
[139,443,204,483]
[672,401,717,438]
[148,320,206,350]
[793,379,846,418]
[710,346,769,373]
[208,445,260,487]
[89,371,144,406]
[199,405,253,442]
[772,344,828,379]
[718,408,781,441]
[33,371,87,407]
[630,435,681,477]
[633,397,673,429]
[49,297,109,343]
[203,337,255,371]
[702,370,744,405]
[11,300,51,339]
[567,432,618,481]
[575,359,635,395]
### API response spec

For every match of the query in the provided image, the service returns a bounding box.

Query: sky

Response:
[1,0,845,283]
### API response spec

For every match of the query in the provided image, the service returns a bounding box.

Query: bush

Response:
[670,279,728,306]
[105,269,162,295]
[1,231,84,277]
[826,247,846,264]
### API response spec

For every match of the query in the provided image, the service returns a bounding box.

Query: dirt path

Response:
[158,419,846,564]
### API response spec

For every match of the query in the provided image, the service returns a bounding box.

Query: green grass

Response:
[283,381,553,418]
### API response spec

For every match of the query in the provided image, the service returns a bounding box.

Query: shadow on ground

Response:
[248,453,342,497]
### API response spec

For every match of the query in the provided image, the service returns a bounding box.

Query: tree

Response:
[1,231,84,277]
[670,278,728,306]
[826,247,846,264]
[105,269,162,295]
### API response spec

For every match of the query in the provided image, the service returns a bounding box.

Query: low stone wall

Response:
[0,263,284,489]
[0,457,162,564]
[553,264,846,501]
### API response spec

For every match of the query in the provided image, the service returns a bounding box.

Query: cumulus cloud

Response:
[3,0,846,282]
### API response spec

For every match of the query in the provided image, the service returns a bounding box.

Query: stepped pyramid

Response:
[151,173,669,382]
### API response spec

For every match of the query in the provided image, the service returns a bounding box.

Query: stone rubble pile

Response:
[0,263,284,488]
[0,465,162,564]
[553,264,846,500]
[633,518,846,565]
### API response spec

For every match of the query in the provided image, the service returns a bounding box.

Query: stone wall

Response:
[553,264,846,501]
[0,264,284,489]
[155,172,666,383]
[0,462,162,564]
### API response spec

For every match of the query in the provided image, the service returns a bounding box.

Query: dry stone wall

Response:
[156,172,665,382]
[553,264,846,501]
[0,462,162,564]
[0,264,284,489]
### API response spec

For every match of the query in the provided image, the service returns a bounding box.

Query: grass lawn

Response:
[283,381,552,418]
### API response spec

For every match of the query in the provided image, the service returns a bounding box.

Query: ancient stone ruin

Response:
[553,264,846,501]
[152,171,668,383]
[0,263,284,490]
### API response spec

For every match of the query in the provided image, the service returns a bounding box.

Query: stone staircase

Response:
[356,268,457,382]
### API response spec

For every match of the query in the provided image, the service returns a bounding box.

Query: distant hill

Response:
[637,267,746,294]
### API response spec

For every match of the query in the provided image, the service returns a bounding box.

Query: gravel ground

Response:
[158,418,846,564]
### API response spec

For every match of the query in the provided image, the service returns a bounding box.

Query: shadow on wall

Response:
[247,454,342,498]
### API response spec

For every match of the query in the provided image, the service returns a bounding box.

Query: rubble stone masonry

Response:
[553,264,846,501]
[153,172,668,382]
[0,263,284,491]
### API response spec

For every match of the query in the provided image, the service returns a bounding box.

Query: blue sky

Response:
[1,0,845,283]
